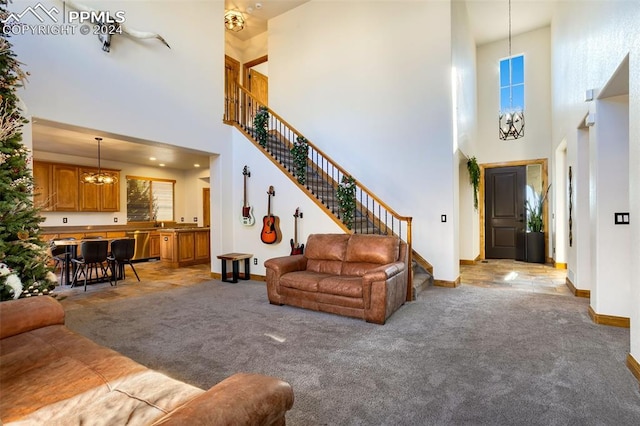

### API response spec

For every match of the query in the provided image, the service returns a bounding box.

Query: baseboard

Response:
[554,262,567,269]
[459,259,475,265]
[627,353,640,386]
[210,272,264,281]
[565,277,590,298]
[587,305,630,328]
[434,276,461,288]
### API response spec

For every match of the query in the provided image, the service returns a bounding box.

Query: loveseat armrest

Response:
[152,373,294,426]
[264,254,307,276]
[362,261,407,325]
[361,261,405,282]
[0,296,65,339]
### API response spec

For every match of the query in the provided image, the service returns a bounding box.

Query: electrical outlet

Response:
[63,217,67,224]
[181,217,184,222]
[253,258,258,265]
[113,217,118,223]
[441,214,447,223]
[193,217,197,222]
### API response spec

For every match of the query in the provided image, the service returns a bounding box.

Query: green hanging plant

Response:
[336,175,356,230]
[253,106,269,148]
[467,156,480,210]
[290,136,308,185]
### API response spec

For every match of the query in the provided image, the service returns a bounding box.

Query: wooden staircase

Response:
[224,84,434,300]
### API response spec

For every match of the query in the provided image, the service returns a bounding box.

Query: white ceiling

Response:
[32,1,555,168]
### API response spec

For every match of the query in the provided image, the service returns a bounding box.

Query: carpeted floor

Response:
[65,280,640,425]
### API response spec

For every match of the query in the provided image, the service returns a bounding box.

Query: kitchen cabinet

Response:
[159,228,210,268]
[79,167,120,212]
[33,161,53,211]
[149,232,160,258]
[34,161,120,212]
[53,164,79,211]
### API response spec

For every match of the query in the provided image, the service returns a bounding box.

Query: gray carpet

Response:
[65,281,640,425]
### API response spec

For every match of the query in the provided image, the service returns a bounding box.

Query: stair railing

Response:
[225,83,414,300]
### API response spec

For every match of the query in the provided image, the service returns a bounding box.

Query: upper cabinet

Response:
[79,167,120,212]
[34,161,120,212]
[53,164,79,211]
[33,161,53,211]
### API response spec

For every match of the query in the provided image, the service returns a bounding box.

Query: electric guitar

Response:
[260,186,281,244]
[240,166,255,226]
[290,208,304,255]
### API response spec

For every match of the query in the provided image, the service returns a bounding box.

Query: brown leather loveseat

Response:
[264,233,408,324]
[0,296,294,425]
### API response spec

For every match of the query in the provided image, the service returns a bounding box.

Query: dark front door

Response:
[485,166,526,260]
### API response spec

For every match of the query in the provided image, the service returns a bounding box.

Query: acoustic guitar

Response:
[240,166,255,226]
[260,186,281,244]
[290,208,304,255]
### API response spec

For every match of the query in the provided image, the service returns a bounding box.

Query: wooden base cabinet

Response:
[160,229,210,268]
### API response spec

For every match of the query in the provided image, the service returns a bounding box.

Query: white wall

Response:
[268,0,459,281]
[12,0,226,154]
[225,31,268,69]
[566,126,591,292]
[476,26,552,164]
[551,0,639,363]
[453,0,479,262]
[229,128,342,276]
[589,95,630,317]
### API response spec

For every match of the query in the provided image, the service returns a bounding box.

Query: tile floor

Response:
[54,258,570,310]
[460,259,569,296]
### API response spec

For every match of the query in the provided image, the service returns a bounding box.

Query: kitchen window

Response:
[126,177,175,223]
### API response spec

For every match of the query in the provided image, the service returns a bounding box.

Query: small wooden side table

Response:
[217,253,253,283]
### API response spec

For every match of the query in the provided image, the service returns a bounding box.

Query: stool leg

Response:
[232,260,239,283]
[221,259,228,282]
[244,258,250,280]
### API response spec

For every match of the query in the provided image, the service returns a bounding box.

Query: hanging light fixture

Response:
[81,137,118,185]
[224,10,245,32]
[498,0,525,140]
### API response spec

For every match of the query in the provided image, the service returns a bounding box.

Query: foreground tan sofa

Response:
[265,233,408,324]
[0,296,294,425]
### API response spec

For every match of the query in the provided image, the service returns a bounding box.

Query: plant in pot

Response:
[525,184,550,263]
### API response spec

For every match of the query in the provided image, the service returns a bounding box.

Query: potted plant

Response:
[525,184,550,263]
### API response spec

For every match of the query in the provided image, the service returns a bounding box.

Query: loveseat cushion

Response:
[304,234,350,275]
[318,276,363,298]
[342,234,400,276]
[280,271,332,292]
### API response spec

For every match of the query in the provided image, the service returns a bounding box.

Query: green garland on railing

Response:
[337,175,356,230]
[290,136,308,185]
[253,106,269,148]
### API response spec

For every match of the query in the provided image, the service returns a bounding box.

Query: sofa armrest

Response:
[0,296,65,339]
[264,254,307,276]
[152,373,294,426]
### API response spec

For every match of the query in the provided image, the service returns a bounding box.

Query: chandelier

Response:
[81,137,118,185]
[224,11,245,32]
[498,0,525,140]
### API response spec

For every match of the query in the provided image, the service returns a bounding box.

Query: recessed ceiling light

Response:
[194,164,200,168]
[149,157,156,161]
[159,163,165,167]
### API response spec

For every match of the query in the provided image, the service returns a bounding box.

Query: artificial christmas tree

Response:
[0,0,57,301]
